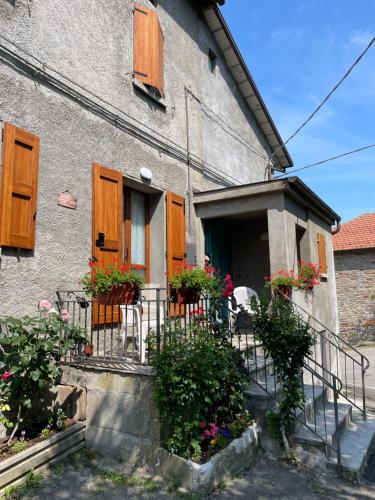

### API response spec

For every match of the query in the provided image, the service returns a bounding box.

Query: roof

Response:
[333,213,375,252]
[199,3,293,171]
[194,176,340,225]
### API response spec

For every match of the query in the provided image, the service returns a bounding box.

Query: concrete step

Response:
[292,402,352,451]
[328,410,375,479]
[293,385,326,432]
[245,355,274,382]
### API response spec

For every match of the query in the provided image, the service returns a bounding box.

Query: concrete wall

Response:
[0,0,272,316]
[60,364,160,469]
[335,249,375,343]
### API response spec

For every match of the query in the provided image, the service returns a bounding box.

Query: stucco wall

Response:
[0,0,272,317]
[335,249,375,343]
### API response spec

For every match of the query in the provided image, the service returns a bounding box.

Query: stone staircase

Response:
[243,354,375,480]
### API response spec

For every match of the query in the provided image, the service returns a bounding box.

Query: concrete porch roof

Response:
[193,177,341,226]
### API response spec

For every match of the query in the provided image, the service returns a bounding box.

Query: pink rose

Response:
[61,309,70,322]
[39,299,52,310]
[1,372,10,381]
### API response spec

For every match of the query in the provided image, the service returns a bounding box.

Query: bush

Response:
[0,309,86,444]
[151,323,247,458]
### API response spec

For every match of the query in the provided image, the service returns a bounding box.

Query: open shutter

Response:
[166,192,186,316]
[92,163,123,324]
[0,123,40,250]
[133,3,164,97]
[317,233,327,274]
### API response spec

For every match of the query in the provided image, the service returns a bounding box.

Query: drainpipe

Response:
[332,220,341,235]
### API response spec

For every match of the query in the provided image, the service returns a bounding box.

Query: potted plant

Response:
[296,261,321,291]
[265,270,297,298]
[169,263,216,304]
[80,260,145,305]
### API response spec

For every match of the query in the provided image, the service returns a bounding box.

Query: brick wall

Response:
[335,249,375,343]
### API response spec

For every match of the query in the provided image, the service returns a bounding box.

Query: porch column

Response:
[267,205,293,274]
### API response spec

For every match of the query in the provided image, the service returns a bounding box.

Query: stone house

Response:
[0,0,340,332]
[333,213,375,343]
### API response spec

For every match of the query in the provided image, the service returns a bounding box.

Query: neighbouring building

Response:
[0,0,340,332]
[333,213,375,343]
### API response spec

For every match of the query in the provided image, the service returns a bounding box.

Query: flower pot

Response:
[171,287,201,305]
[96,283,139,305]
[83,343,93,356]
[274,285,292,299]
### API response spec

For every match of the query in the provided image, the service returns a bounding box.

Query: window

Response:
[317,233,327,274]
[208,49,217,73]
[124,188,150,281]
[0,123,40,250]
[133,3,164,98]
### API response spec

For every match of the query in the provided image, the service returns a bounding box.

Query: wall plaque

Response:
[57,191,77,210]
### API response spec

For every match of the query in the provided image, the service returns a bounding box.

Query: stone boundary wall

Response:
[334,249,375,343]
[59,363,160,471]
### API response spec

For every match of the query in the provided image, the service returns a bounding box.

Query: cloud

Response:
[296,1,317,17]
[349,30,375,47]
[269,28,305,47]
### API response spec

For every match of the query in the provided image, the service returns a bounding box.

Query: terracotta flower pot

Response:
[171,287,201,305]
[96,283,139,305]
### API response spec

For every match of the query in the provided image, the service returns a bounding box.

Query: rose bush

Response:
[0,304,86,444]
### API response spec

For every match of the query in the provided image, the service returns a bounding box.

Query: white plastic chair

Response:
[228,286,259,327]
[120,285,165,363]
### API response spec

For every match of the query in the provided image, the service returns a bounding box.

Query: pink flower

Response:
[39,299,52,310]
[61,309,70,322]
[1,372,10,381]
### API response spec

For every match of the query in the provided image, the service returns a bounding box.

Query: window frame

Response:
[124,187,150,283]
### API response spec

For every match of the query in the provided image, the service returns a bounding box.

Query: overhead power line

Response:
[271,36,375,160]
[276,143,375,178]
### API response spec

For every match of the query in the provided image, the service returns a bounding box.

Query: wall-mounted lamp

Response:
[140,167,152,182]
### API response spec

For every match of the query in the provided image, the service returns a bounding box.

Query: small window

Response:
[208,49,217,74]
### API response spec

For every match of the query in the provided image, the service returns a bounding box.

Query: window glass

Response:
[131,191,146,266]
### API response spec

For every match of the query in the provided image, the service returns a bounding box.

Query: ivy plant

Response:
[250,295,315,458]
[0,311,86,445]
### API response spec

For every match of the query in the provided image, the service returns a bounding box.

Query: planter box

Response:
[156,424,259,492]
[0,422,85,495]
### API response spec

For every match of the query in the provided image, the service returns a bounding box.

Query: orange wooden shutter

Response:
[166,192,186,316]
[133,3,164,97]
[317,233,327,274]
[92,163,123,324]
[0,123,40,250]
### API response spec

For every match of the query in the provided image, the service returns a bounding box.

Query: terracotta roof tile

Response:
[333,213,375,251]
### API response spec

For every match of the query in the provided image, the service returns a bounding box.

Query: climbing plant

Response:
[250,295,315,457]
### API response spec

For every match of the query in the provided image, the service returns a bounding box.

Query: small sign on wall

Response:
[57,190,77,210]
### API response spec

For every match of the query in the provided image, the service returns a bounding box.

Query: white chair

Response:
[228,286,259,327]
[120,285,165,363]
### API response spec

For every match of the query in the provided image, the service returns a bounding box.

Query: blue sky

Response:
[221,0,375,222]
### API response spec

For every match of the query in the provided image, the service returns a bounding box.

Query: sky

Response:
[221,0,375,222]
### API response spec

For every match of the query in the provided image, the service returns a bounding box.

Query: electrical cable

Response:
[276,143,375,178]
[271,36,375,160]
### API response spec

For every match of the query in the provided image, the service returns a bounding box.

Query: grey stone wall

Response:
[335,249,375,343]
[60,364,160,470]
[0,0,272,317]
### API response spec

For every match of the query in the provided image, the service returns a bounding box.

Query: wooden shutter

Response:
[92,163,123,324]
[133,3,164,97]
[0,123,40,250]
[317,233,327,274]
[166,192,186,316]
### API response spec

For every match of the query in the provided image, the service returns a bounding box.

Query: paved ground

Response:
[339,345,375,402]
[7,449,375,500]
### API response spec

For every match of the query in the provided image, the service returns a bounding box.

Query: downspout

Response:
[184,86,192,236]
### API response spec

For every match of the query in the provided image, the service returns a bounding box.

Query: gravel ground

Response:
[6,449,375,500]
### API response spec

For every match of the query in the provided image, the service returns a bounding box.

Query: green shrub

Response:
[0,311,86,444]
[151,323,246,458]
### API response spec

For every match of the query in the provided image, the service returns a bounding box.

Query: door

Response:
[166,192,186,316]
[92,163,123,324]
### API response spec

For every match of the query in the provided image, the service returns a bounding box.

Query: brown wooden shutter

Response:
[92,163,123,324]
[0,123,40,250]
[166,192,186,316]
[133,3,164,97]
[317,233,327,274]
